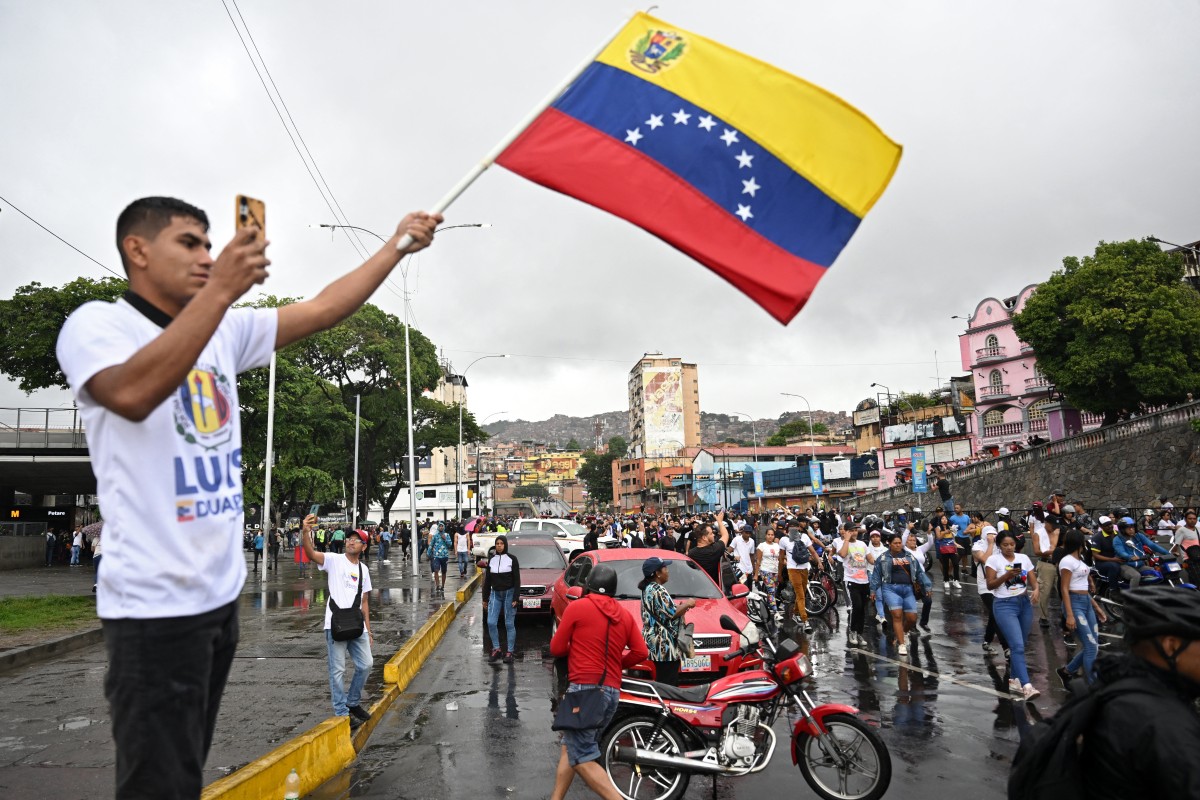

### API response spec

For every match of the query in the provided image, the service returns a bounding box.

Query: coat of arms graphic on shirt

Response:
[629,29,687,74]
[173,366,234,451]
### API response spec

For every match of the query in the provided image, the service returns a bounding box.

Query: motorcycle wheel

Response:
[601,716,690,800]
[806,580,830,616]
[796,713,892,800]
[1097,588,1124,623]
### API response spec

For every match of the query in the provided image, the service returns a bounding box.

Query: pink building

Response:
[958,285,1101,454]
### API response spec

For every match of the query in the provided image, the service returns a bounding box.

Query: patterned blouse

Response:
[641,581,681,661]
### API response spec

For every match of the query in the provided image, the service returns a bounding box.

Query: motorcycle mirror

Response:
[719,614,741,633]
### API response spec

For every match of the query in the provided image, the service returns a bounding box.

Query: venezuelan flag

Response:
[497,13,902,323]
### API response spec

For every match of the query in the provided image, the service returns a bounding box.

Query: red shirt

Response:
[550,593,648,689]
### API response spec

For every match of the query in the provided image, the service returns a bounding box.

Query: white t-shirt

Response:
[780,532,814,569]
[756,541,782,574]
[1059,553,1090,593]
[867,542,888,562]
[57,298,277,619]
[731,536,756,572]
[986,553,1035,599]
[72,531,83,547]
[971,538,996,595]
[843,541,870,584]
[830,537,846,563]
[319,553,373,629]
[455,531,470,553]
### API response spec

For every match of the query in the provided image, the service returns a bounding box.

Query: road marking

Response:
[846,646,1016,701]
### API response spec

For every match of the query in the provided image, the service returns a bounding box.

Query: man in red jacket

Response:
[549,564,648,800]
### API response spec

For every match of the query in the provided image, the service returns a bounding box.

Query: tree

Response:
[514,483,549,499]
[565,437,581,451]
[578,449,617,509]
[766,419,829,446]
[0,277,127,391]
[1013,238,1200,424]
[607,435,628,458]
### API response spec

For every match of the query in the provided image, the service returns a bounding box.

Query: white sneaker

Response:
[1008,679,1023,695]
[952,580,961,589]
[876,615,886,624]
[897,642,908,656]
[1022,683,1040,701]
[847,633,858,647]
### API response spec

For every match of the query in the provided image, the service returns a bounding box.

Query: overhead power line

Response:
[0,193,123,279]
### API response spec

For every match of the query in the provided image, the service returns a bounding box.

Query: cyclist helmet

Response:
[1122,585,1200,642]
[1118,517,1136,530]
[1062,504,1076,514]
[864,514,884,531]
[585,564,618,596]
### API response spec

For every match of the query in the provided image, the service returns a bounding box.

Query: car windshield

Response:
[610,559,722,600]
[562,522,588,536]
[507,544,565,570]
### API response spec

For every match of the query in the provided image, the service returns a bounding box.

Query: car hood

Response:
[614,595,748,636]
[520,567,564,586]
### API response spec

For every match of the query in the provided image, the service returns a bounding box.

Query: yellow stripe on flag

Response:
[596,13,902,217]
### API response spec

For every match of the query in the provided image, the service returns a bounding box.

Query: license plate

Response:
[1167,562,1182,572]
[680,655,711,672]
[522,598,542,609]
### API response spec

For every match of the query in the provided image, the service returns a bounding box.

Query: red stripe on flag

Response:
[497,108,828,324]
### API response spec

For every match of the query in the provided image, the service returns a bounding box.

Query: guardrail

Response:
[0,408,87,449]
[855,399,1200,507]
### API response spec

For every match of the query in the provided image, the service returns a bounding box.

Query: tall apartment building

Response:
[627,353,700,459]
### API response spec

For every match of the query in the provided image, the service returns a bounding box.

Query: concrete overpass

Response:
[0,407,96,500]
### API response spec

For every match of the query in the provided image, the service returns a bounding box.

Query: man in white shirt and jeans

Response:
[301,515,373,728]
[55,196,438,799]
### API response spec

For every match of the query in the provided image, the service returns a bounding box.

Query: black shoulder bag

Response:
[328,563,365,641]
[552,607,613,731]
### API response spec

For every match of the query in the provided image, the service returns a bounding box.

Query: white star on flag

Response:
[742,177,760,197]
[736,204,754,221]
[625,128,643,146]
[672,109,691,125]
[646,114,664,130]
[697,115,716,131]
[735,150,754,169]
[720,129,740,147]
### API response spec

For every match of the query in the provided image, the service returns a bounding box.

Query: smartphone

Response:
[308,503,320,517]
[236,195,266,239]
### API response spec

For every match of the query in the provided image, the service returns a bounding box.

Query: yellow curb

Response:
[205,573,485,798]
[200,715,354,800]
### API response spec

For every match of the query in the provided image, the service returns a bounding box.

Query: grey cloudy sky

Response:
[3,1,1198,427]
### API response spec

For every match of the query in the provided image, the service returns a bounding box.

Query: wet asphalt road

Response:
[311,576,1107,800]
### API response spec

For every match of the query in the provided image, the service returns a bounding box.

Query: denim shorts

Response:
[560,684,620,766]
[431,556,448,573]
[880,582,918,614]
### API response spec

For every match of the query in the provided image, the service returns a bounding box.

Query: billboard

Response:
[911,448,927,493]
[642,367,685,457]
[853,406,880,426]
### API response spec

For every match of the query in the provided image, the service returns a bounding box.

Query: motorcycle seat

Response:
[646,680,711,703]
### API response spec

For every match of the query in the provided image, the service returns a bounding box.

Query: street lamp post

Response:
[725,411,758,462]
[1149,236,1200,292]
[456,354,507,521]
[316,222,488,580]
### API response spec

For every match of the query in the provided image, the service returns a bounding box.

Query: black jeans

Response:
[103,601,239,799]
[847,582,871,634]
[980,592,1010,648]
[653,659,681,687]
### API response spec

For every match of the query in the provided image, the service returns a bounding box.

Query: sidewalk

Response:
[0,549,475,799]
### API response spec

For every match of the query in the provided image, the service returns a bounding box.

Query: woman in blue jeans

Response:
[984,530,1041,701]
[1057,529,1106,686]
[482,535,521,663]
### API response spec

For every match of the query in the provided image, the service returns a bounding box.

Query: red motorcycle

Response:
[601,595,891,800]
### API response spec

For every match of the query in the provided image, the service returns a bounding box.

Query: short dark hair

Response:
[116,196,209,273]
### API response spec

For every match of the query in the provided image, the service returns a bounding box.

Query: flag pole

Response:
[396,15,632,250]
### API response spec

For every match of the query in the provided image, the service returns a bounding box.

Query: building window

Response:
[1028,399,1052,421]
[983,409,1004,427]
[989,370,1003,389]
[985,334,999,350]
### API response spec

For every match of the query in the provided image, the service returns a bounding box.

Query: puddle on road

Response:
[56,717,100,731]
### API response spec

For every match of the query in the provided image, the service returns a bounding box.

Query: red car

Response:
[550,549,756,685]
[501,535,568,616]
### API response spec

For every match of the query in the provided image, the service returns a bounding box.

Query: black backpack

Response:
[1007,677,1146,799]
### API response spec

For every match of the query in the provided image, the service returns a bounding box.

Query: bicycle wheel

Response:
[796,713,892,800]
[806,580,830,615]
[602,715,690,800]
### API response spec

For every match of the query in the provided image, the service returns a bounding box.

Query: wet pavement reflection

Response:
[312,579,1124,799]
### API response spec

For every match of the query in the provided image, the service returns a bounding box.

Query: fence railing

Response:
[854,399,1200,507]
[0,407,87,449]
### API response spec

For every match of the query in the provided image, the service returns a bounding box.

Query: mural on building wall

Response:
[643,368,685,457]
